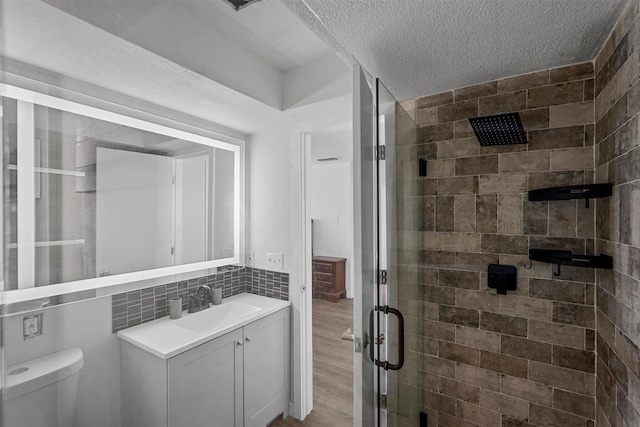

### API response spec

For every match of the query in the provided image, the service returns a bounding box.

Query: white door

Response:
[96,148,173,276]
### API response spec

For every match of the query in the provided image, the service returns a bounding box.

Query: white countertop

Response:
[117,293,290,359]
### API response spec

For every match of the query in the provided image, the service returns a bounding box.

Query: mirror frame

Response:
[1,84,244,305]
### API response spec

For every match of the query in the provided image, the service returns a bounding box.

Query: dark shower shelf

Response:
[528,249,613,276]
[528,184,612,208]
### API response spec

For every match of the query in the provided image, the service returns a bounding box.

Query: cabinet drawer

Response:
[313,262,334,274]
[313,272,334,283]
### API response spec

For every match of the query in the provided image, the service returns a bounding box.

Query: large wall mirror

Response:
[2,86,241,301]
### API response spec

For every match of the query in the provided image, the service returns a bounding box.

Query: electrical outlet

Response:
[23,313,43,340]
[246,252,254,266]
[266,252,284,270]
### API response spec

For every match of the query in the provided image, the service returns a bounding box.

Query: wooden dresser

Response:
[312,256,346,302]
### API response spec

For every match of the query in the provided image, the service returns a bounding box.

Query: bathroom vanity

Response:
[117,294,290,427]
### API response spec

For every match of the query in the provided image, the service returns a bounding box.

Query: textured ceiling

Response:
[286,0,629,100]
[2,0,630,135]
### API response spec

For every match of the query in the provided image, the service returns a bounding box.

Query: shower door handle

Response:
[369,305,405,371]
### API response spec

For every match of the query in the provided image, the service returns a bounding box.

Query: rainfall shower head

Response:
[223,0,262,11]
[469,112,528,146]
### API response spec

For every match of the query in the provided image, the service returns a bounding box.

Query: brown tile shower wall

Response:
[399,61,600,425]
[594,1,640,426]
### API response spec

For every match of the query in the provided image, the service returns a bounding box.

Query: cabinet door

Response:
[243,309,290,427]
[168,329,244,427]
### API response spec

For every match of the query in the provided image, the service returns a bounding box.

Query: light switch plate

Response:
[23,313,43,340]
[266,252,284,270]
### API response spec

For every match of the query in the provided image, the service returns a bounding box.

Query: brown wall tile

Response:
[498,70,549,93]
[530,404,589,427]
[498,194,522,234]
[478,91,527,116]
[529,319,586,349]
[426,159,455,178]
[440,269,480,290]
[439,341,480,366]
[476,195,498,233]
[500,295,553,320]
[501,376,554,407]
[436,196,455,231]
[529,278,586,304]
[552,302,595,328]
[456,401,500,427]
[455,155,498,176]
[438,176,479,194]
[548,200,578,237]
[553,389,595,419]
[501,416,536,427]
[554,345,595,373]
[479,174,528,194]
[456,289,500,312]
[528,170,585,189]
[481,235,528,255]
[530,361,593,396]
[500,150,550,173]
[454,195,477,232]
[549,102,595,128]
[422,318,454,340]
[501,335,552,363]
[550,62,594,84]
[455,81,498,102]
[550,147,594,171]
[439,232,481,252]
[418,91,453,109]
[423,123,455,143]
[527,81,585,109]
[480,312,527,337]
[528,126,585,150]
[439,377,480,404]
[439,306,480,327]
[439,99,479,123]
[416,106,439,127]
[479,389,529,421]
[438,137,479,159]
[456,364,501,392]
[456,325,501,353]
[523,199,548,235]
[423,390,456,415]
[520,107,550,130]
[479,351,528,378]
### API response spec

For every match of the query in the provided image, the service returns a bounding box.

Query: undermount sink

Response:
[172,301,260,333]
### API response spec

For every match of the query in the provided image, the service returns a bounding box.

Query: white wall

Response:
[309,161,354,297]
[3,297,121,427]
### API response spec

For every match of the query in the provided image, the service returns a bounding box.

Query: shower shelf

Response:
[528,183,612,208]
[527,249,613,276]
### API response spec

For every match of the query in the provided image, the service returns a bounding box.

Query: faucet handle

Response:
[188,295,199,313]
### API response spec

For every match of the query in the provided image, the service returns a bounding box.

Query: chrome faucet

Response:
[188,285,214,313]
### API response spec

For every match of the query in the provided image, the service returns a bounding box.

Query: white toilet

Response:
[4,348,84,427]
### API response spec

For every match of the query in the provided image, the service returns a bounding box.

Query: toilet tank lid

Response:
[5,347,84,400]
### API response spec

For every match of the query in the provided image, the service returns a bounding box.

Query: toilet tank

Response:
[4,348,84,427]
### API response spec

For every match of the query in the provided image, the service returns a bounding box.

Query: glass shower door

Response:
[354,65,420,426]
[377,80,422,426]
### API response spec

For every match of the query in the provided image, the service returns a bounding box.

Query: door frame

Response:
[298,122,353,419]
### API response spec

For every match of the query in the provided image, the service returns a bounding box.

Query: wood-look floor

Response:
[269,298,354,427]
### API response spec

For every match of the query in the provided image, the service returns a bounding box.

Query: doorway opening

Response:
[270,126,355,426]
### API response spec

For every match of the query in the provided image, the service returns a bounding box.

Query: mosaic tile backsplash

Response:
[112,267,289,332]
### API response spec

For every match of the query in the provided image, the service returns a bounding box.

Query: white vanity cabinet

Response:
[120,304,290,427]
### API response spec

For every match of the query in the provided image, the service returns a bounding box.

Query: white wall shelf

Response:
[8,164,86,177]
